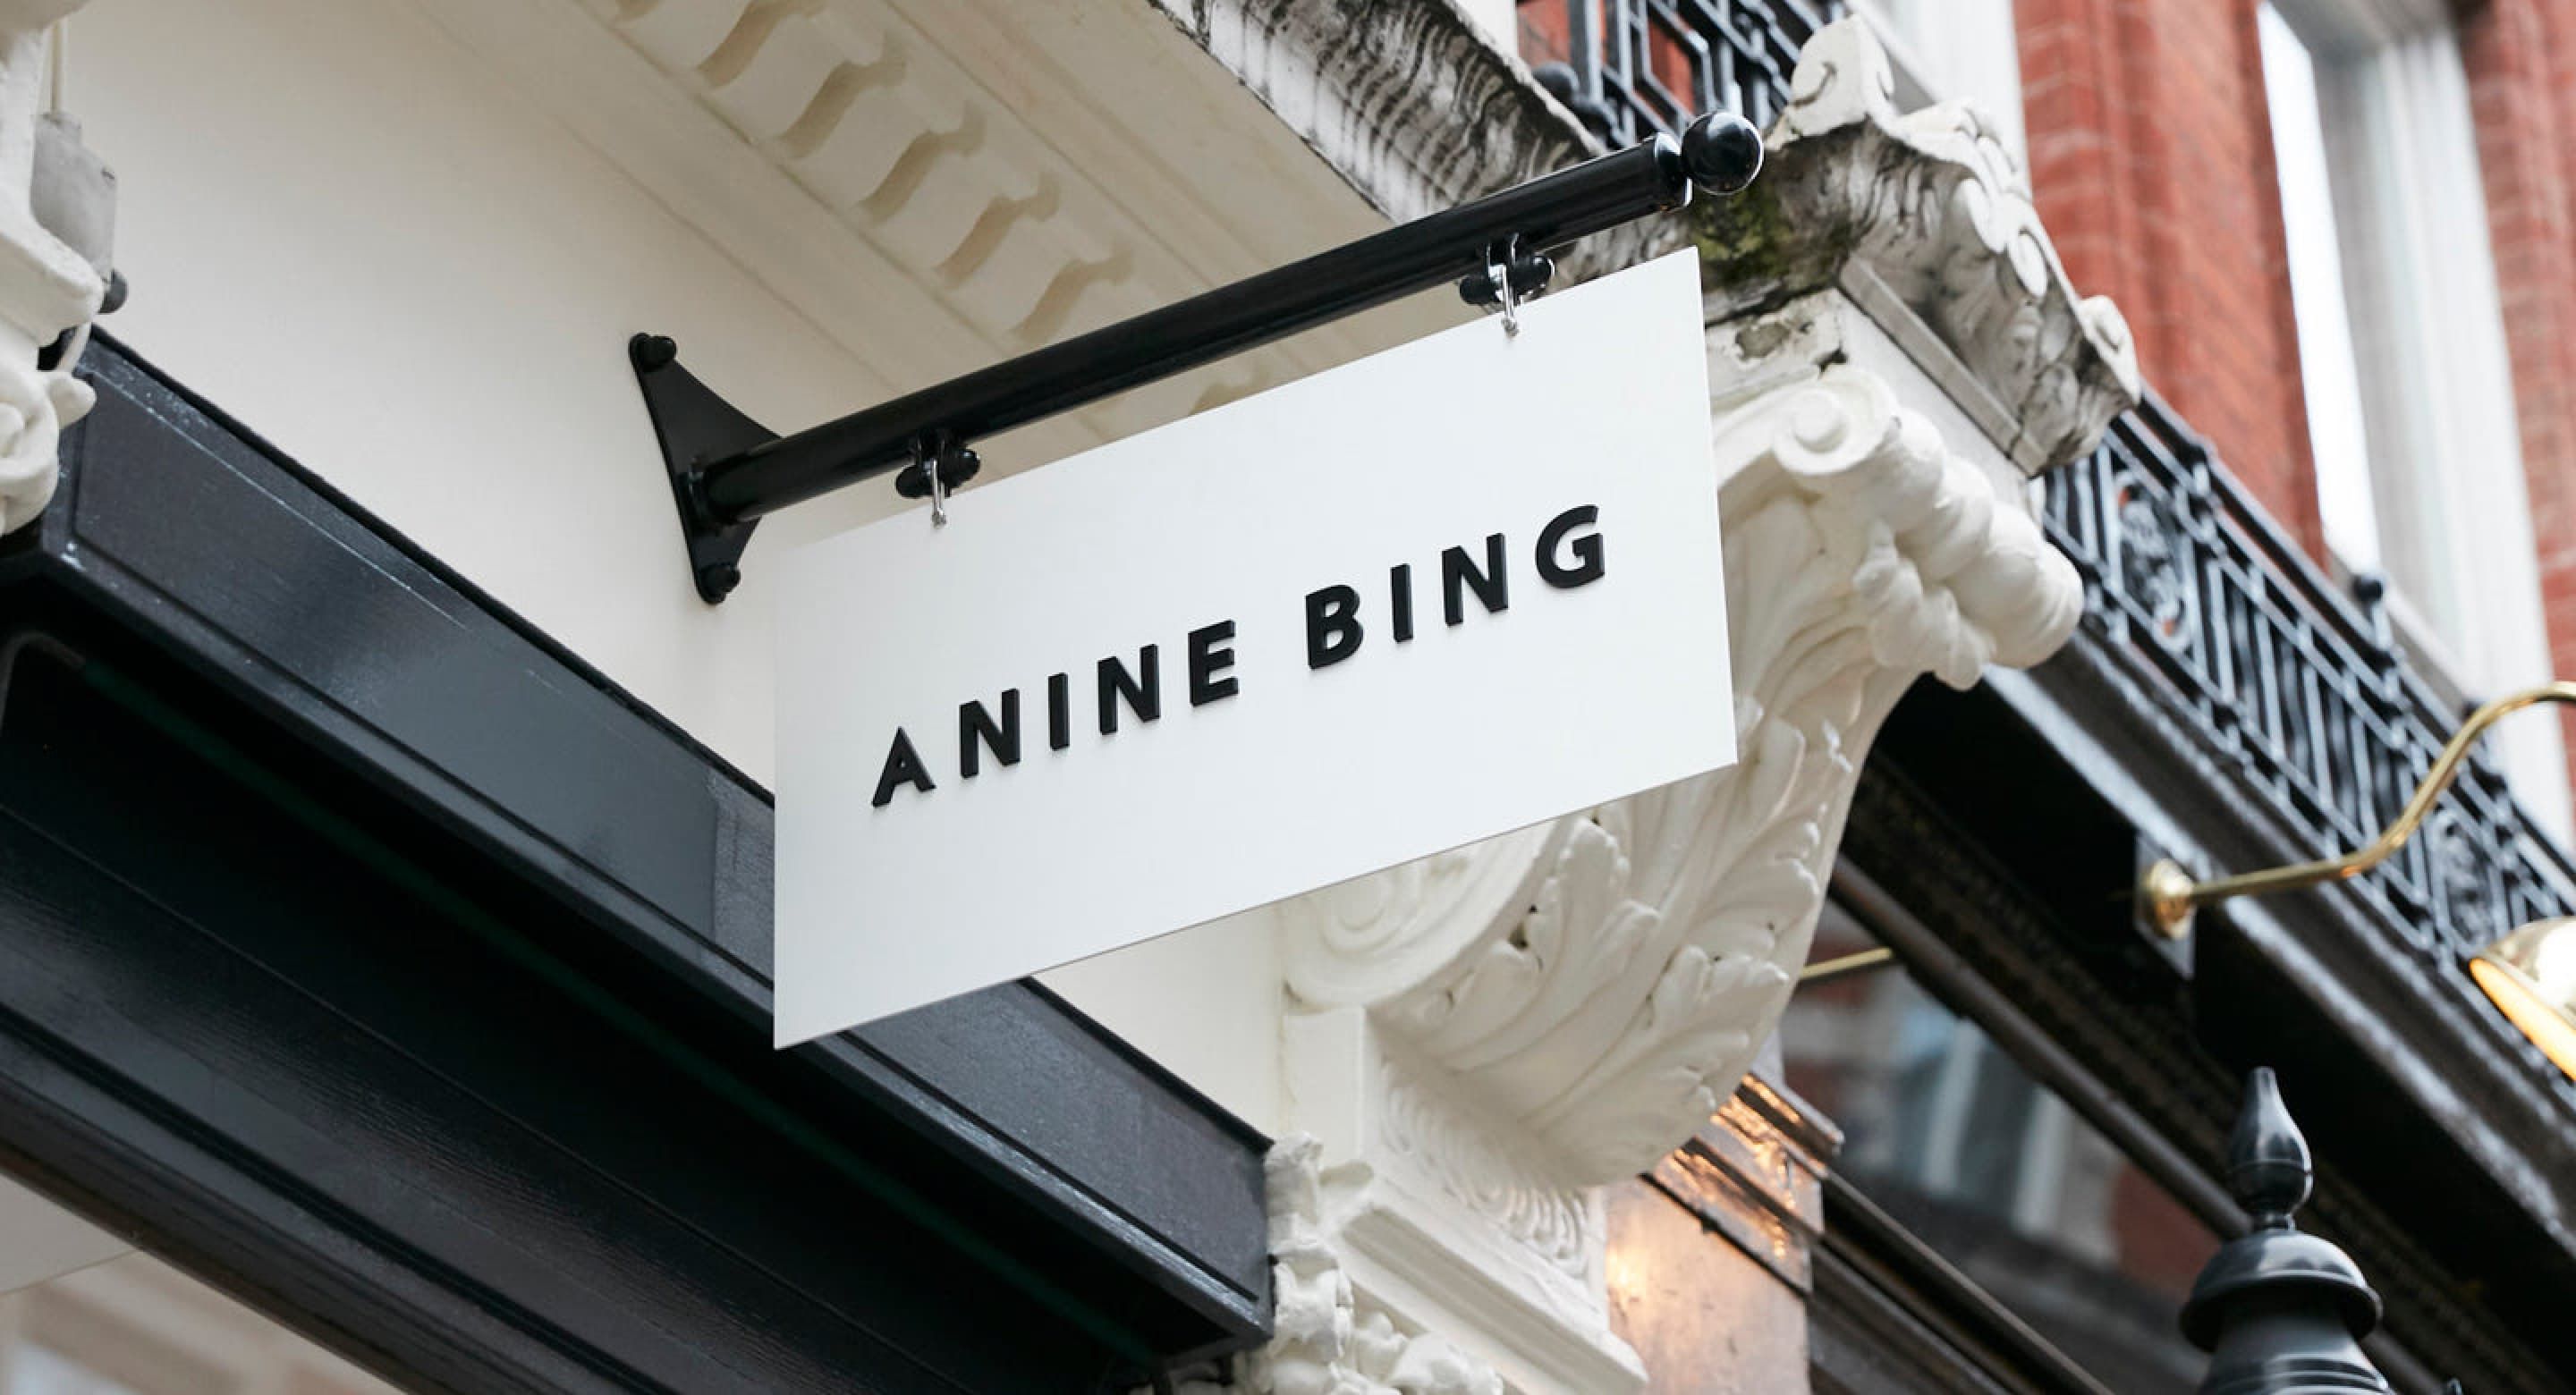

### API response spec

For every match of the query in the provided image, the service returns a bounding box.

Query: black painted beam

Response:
[0,337,1269,1391]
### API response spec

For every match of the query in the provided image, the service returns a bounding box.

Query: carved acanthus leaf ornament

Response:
[1282,362,2082,1187]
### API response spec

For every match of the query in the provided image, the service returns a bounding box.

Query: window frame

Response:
[2260,0,2570,834]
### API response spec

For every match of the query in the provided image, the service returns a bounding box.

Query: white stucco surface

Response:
[79,0,902,776]
[0,1174,125,1295]
[71,0,1290,1131]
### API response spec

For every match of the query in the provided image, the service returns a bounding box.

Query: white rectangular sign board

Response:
[775,250,1733,1045]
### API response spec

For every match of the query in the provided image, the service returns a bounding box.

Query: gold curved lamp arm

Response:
[1798,945,1896,985]
[2140,681,2576,937]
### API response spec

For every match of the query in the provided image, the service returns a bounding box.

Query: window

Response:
[1786,900,2217,1391]
[2258,0,2571,836]
[1847,0,2026,156]
[2260,6,2381,579]
[0,1177,406,1395]
[0,1253,410,1395]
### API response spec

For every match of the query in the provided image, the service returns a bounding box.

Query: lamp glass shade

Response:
[2470,917,2576,1083]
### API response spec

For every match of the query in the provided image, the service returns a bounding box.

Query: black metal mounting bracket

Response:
[631,334,992,601]
[630,334,772,604]
[631,109,1764,603]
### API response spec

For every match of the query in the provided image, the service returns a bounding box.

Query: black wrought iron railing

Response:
[2044,397,2576,969]
[1527,0,1842,146]
[1523,3,2576,1079]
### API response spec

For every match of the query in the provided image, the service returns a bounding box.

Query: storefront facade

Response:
[0,0,2569,1392]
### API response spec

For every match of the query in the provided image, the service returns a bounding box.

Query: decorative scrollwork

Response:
[1172,1138,1506,1395]
[1378,1067,1592,1280]
[1282,362,2088,1187]
[2043,402,2576,964]
[2428,807,2501,945]
[2113,477,2190,648]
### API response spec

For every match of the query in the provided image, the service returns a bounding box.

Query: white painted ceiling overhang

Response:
[411,0,1472,480]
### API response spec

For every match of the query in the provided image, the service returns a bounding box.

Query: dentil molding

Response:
[588,0,1125,348]
[0,0,106,535]
[407,0,1444,478]
[557,0,1434,443]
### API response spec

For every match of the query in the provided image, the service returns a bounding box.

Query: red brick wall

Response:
[2017,0,2326,560]
[1518,0,1570,68]
[2462,0,2576,762]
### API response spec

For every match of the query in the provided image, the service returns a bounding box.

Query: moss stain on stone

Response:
[1686,169,1860,316]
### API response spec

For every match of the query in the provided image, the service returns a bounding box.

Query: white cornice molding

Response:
[1145,0,1592,225]
[413,0,1430,478]
[575,0,1275,435]
[1700,19,2140,476]
[1140,0,1677,283]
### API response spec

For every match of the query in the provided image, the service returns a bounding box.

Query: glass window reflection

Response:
[1785,900,2218,1392]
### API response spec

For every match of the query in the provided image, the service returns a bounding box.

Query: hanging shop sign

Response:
[773,250,1735,1044]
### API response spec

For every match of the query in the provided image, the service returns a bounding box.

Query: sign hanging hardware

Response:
[894,429,978,528]
[772,251,1736,1040]
[628,109,1764,604]
[1459,234,1554,336]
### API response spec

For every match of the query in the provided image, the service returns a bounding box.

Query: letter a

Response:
[871,727,936,807]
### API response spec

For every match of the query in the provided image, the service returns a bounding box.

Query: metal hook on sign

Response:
[1458,236,1554,338]
[922,435,949,528]
[895,430,982,527]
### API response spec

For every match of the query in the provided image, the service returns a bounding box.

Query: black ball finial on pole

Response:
[2181,1069,2390,1394]
[1681,111,1764,195]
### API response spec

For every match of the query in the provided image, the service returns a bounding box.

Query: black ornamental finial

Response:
[2181,1069,2390,1393]
[2225,1066,2312,1228]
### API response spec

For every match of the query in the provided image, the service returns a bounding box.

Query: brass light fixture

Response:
[1798,945,1896,985]
[2140,682,2576,1083]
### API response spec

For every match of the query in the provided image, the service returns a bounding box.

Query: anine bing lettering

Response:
[869,503,1608,808]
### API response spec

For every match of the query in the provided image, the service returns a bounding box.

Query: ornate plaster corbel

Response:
[1240,21,2135,1393]
[0,0,108,535]
[1282,354,2083,1176]
[1244,342,2092,1393]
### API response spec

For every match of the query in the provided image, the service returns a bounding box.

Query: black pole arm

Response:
[630,109,1763,602]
